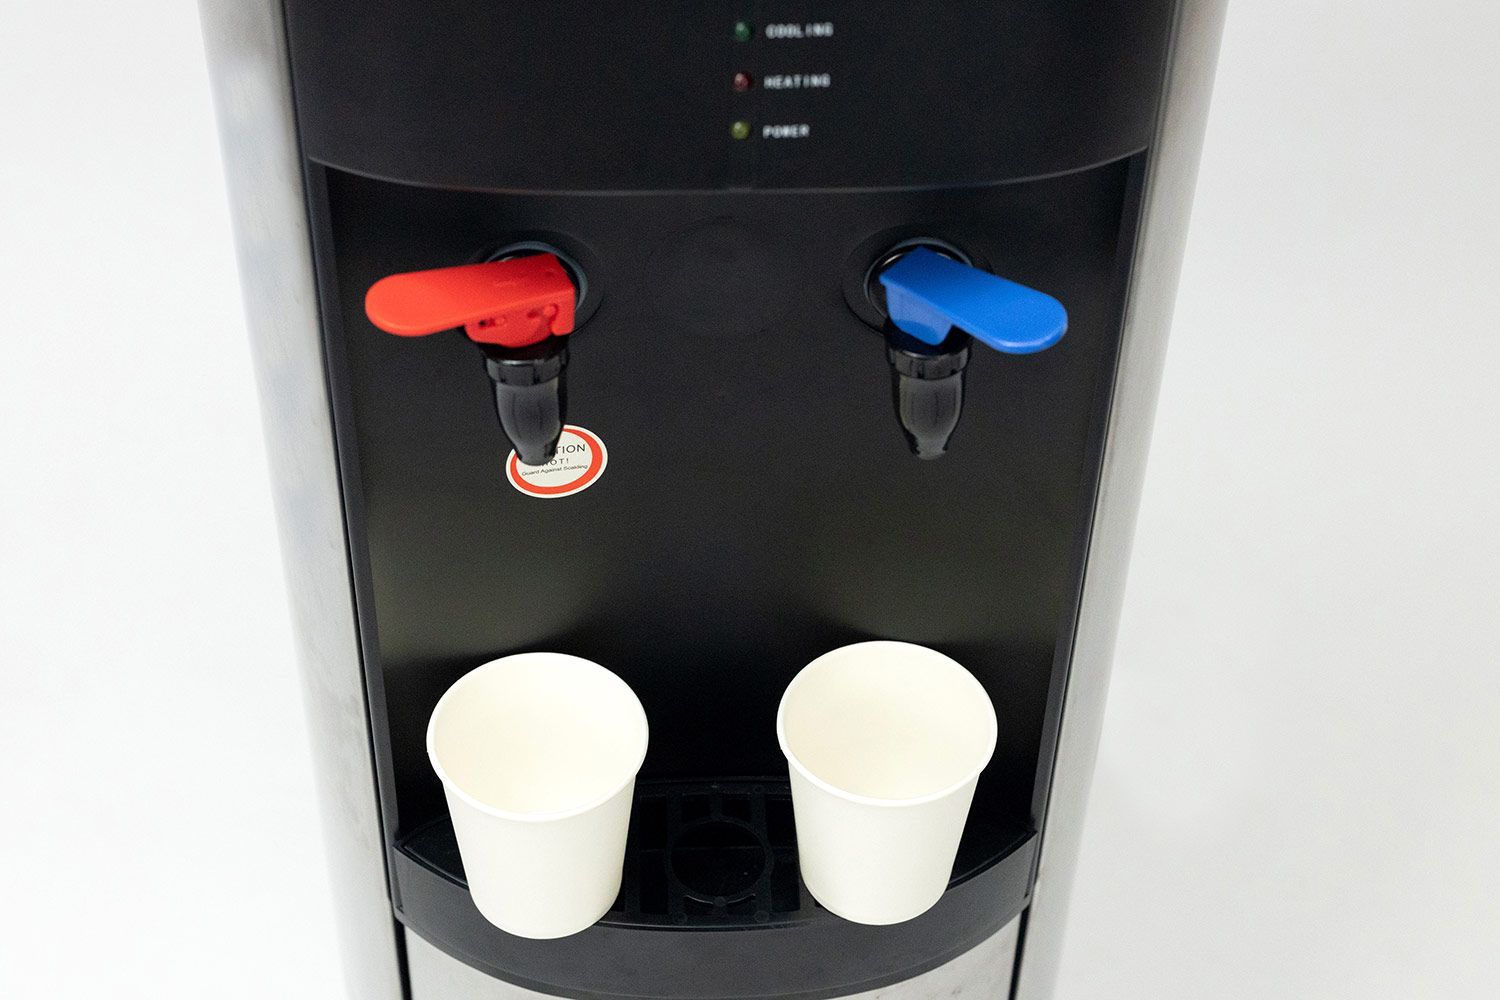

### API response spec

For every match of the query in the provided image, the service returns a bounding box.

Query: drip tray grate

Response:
[400,779,817,927]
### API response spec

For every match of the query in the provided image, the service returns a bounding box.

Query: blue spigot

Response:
[878,248,1067,353]
[873,247,1067,459]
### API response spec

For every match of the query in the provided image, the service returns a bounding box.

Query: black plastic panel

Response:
[306,153,1141,995]
[284,0,1173,191]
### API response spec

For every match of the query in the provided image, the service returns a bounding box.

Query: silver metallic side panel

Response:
[197,2,404,997]
[1011,2,1227,998]
[406,920,1020,1000]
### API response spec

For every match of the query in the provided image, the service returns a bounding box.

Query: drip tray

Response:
[394,779,1036,995]
[400,777,1023,931]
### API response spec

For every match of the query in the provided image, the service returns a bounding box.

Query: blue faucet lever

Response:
[878,248,1068,354]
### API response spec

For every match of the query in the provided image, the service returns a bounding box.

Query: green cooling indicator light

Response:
[731,120,751,140]
[733,20,753,42]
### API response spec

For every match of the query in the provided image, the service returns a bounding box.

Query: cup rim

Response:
[426,652,649,823]
[776,640,999,808]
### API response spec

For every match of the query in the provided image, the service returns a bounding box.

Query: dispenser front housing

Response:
[200,2,1227,998]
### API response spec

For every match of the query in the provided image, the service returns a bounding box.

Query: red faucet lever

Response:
[364,254,576,349]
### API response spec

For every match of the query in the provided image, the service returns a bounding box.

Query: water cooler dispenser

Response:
[200,2,1225,997]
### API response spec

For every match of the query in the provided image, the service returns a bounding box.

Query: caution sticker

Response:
[506,425,608,499]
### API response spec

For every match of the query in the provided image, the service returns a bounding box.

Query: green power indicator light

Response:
[731,120,752,140]
[733,20,753,42]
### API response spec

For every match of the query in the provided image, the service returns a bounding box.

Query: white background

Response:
[2,3,1497,998]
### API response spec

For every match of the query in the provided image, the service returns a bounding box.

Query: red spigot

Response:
[363,253,580,466]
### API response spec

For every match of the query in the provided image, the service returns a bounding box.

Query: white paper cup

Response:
[777,641,998,925]
[427,653,648,939]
